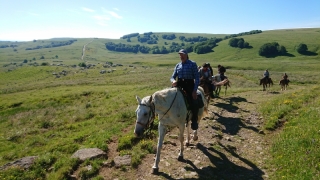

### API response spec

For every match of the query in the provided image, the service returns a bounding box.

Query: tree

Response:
[237,39,244,48]
[259,42,285,57]
[78,62,86,67]
[296,43,308,54]
[278,45,287,55]
[55,55,58,59]
[40,56,45,59]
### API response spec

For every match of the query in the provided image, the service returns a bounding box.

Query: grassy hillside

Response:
[1,28,319,71]
[0,28,320,179]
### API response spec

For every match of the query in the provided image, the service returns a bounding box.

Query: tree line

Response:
[109,30,313,57]
[0,44,18,48]
[25,40,77,50]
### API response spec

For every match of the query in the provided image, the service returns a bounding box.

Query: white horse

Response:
[134,87,208,174]
[213,74,231,96]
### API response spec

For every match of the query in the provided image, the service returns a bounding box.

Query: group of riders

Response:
[198,62,226,99]
[262,69,290,85]
[170,49,291,131]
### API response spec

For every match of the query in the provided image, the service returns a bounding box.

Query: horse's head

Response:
[134,95,155,137]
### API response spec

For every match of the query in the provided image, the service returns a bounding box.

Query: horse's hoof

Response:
[185,142,190,146]
[177,155,184,161]
[193,136,198,141]
[152,168,159,174]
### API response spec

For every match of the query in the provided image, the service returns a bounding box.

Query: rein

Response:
[158,88,178,121]
[136,88,179,133]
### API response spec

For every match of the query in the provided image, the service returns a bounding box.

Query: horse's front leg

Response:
[185,123,190,146]
[178,124,185,161]
[152,123,166,174]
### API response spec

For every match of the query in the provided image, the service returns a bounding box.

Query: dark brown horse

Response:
[260,78,273,91]
[279,79,290,91]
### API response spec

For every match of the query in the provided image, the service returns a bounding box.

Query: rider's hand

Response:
[172,80,177,87]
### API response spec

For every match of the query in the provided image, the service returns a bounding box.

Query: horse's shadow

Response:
[211,97,260,135]
[157,143,264,180]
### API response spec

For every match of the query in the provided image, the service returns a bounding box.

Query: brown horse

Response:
[213,74,231,96]
[260,77,273,91]
[199,78,212,104]
[279,79,290,91]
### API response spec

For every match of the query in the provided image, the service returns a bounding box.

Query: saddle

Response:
[178,88,204,110]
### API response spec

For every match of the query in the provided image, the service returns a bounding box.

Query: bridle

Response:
[136,98,155,132]
[136,88,178,133]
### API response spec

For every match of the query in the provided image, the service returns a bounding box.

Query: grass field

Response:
[0,28,320,179]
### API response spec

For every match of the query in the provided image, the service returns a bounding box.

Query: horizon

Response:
[1,0,320,41]
[1,27,320,42]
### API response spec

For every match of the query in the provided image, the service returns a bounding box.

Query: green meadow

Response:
[0,28,320,179]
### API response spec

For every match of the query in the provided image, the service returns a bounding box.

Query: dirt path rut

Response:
[100,91,276,180]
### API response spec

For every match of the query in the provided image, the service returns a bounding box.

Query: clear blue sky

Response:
[1,0,320,41]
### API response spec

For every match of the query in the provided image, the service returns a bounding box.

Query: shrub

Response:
[296,43,308,54]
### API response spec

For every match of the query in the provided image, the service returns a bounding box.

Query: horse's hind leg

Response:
[152,123,166,174]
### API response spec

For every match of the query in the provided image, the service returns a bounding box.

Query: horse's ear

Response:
[136,95,142,104]
[148,95,153,103]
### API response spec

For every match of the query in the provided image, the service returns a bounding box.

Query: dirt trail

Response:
[99,90,278,180]
[81,40,94,61]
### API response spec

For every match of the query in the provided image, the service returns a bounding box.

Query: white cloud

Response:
[93,15,111,26]
[107,11,122,19]
[101,7,123,19]
[113,8,119,11]
[82,7,95,12]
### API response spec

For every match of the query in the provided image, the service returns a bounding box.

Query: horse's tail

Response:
[197,86,208,116]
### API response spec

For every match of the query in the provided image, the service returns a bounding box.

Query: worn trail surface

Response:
[99,90,284,180]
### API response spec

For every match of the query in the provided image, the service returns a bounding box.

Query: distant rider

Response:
[282,73,289,84]
[263,69,270,83]
[217,64,226,81]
